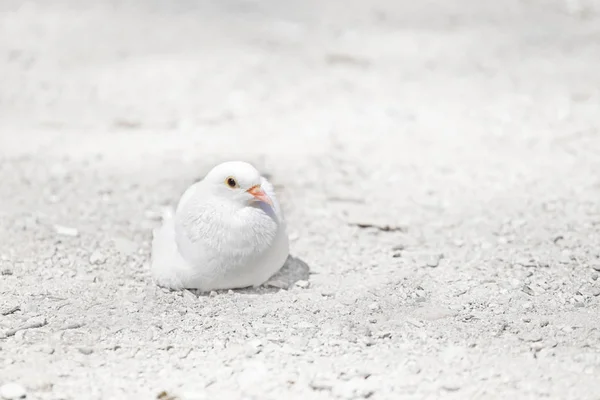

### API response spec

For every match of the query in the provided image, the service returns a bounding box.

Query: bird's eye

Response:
[225,177,238,188]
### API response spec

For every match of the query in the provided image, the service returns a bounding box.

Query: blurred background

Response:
[1,0,599,161]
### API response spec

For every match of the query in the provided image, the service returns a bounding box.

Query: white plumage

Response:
[151,161,289,291]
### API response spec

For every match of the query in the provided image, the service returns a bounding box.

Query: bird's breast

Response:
[175,202,280,265]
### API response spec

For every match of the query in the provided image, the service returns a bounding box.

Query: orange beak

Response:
[247,185,273,207]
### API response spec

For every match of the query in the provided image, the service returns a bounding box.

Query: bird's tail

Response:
[150,207,189,290]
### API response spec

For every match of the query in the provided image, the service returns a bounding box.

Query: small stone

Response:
[295,280,310,289]
[368,303,380,311]
[522,302,533,311]
[89,250,107,265]
[182,290,197,303]
[522,317,531,323]
[378,332,392,339]
[1,269,12,276]
[54,225,79,237]
[425,253,443,268]
[406,318,424,328]
[0,382,26,399]
[521,333,543,342]
[310,379,333,391]
[405,360,421,374]
[441,383,461,392]
[227,290,234,295]
[516,258,536,268]
[591,273,598,281]
[531,342,545,352]
[540,320,550,327]
[591,264,600,272]
[522,285,534,296]
[592,288,600,297]
[559,250,572,264]
[144,210,163,221]
[552,235,564,244]
[360,327,372,337]
[78,347,93,355]
[209,291,218,297]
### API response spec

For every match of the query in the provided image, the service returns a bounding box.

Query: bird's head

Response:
[203,161,273,207]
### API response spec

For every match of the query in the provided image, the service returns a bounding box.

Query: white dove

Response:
[151,161,289,291]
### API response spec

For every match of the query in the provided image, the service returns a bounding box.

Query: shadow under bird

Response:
[151,161,289,291]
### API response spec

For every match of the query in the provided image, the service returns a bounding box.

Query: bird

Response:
[150,161,289,292]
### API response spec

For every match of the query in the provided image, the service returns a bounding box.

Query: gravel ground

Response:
[1,1,600,399]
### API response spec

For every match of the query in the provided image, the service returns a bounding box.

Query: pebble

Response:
[39,346,55,355]
[592,288,600,297]
[522,302,533,311]
[425,253,443,268]
[521,333,543,343]
[516,258,536,268]
[540,320,550,327]
[591,264,600,272]
[248,339,262,349]
[531,342,545,352]
[144,210,163,221]
[78,347,94,355]
[405,360,421,374]
[368,303,380,311]
[89,250,107,265]
[441,383,461,392]
[310,379,334,391]
[560,250,572,262]
[0,382,26,399]
[182,290,197,304]
[561,325,574,333]
[378,331,392,339]
[295,280,310,289]
[54,225,79,237]
[522,285,534,296]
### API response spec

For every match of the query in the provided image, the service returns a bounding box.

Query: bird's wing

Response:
[176,181,201,214]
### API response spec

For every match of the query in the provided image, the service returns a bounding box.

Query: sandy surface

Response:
[1,1,600,399]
